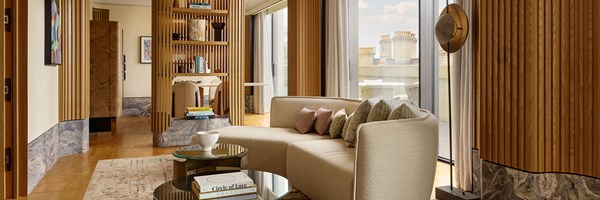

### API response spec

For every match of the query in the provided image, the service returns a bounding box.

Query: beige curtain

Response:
[451,0,474,191]
[325,0,350,98]
[253,12,275,114]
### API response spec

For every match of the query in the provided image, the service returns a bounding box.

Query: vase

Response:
[188,19,207,41]
[211,22,226,41]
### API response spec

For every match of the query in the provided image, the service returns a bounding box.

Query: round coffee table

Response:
[172,143,248,178]
[153,170,291,200]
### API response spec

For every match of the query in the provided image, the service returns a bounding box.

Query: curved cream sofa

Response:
[213,96,439,200]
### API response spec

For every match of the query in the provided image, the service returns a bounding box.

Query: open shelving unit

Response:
[152,0,245,139]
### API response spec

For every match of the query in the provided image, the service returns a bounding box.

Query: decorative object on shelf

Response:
[434,2,478,200]
[172,33,181,40]
[195,56,206,73]
[140,36,152,64]
[196,131,219,151]
[189,2,211,9]
[188,19,207,41]
[45,0,62,65]
[211,22,226,41]
[172,0,180,8]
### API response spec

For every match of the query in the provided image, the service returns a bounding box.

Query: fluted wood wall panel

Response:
[59,0,91,121]
[152,0,245,135]
[288,0,321,96]
[475,0,600,177]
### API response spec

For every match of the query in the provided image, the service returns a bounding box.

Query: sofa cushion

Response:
[295,107,317,134]
[387,100,421,120]
[344,97,381,147]
[287,140,355,200]
[314,107,333,135]
[341,113,353,140]
[215,126,330,176]
[328,109,347,139]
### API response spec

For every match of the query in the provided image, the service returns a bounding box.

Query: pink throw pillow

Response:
[313,107,333,135]
[295,107,317,134]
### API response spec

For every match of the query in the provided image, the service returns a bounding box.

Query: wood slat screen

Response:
[93,8,110,21]
[288,0,321,96]
[474,0,600,177]
[152,0,245,136]
[59,0,91,121]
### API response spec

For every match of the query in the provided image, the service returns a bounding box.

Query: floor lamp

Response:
[434,3,479,200]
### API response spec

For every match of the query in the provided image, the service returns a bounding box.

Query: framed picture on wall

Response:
[45,0,62,65]
[140,36,152,64]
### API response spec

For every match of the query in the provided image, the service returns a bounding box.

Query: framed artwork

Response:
[45,0,62,65]
[140,36,152,64]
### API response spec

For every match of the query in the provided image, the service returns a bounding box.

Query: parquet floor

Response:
[24,114,453,199]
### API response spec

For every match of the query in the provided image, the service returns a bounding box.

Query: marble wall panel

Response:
[156,118,231,147]
[472,149,481,196]
[481,161,600,199]
[28,119,89,193]
[122,97,152,117]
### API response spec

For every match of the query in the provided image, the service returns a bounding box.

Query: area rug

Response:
[83,155,309,200]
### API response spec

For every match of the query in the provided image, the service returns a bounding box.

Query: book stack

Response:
[189,2,211,9]
[185,107,215,120]
[192,172,257,200]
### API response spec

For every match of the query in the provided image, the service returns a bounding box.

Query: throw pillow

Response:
[343,97,381,147]
[388,100,421,120]
[341,113,353,140]
[314,107,334,135]
[366,97,405,122]
[328,109,347,139]
[295,107,317,134]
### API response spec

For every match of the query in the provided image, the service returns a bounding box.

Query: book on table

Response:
[191,172,258,200]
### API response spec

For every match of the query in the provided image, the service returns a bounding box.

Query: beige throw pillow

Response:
[388,100,421,120]
[314,107,334,135]
[295,107,317,134]
[328,109,347,138]
[341,113,353,140]
[366,98,405,122]
[344,97,381,147]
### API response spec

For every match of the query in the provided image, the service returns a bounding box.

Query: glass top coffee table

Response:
[172,143,248,178]
[154,170,291,200]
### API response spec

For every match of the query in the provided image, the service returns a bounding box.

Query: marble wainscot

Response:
[121,97,152,117]
[28,119,89,193]
[472,148,481,196]
[155,117,231,147]
[481,161,600,199]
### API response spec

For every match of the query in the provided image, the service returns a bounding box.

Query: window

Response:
[356,0,420,101]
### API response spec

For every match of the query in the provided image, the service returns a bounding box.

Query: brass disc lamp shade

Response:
[435,3,469,53]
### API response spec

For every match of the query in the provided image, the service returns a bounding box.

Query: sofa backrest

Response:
[270,96,361,128]
[353,110,438,200]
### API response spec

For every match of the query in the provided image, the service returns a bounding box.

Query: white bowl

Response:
[196,131,219,151]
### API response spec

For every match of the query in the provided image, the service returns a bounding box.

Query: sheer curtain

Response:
[253,12,275,114]
[325,0,350,98]
[452,0,474,191]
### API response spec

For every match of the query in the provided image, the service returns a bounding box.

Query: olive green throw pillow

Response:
[388,100,421,120]
[343,97,381,147]
[328,109,348,139]
[366,98,405,122]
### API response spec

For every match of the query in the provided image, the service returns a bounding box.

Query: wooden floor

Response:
[25,114,453,199]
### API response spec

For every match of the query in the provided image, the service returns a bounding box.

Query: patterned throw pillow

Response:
[341,113,353,140]
[314,107,334,135]
[343,97,381,147]
[328,109,347,139]
[366,98,405,122]
[295,107,317,134]
[388,100,421,120]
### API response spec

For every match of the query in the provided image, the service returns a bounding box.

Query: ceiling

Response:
[93,0,151,6]
[92,0,280,15]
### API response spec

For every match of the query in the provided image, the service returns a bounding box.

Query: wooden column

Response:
[474,0,600,177]
[288,0,322,96]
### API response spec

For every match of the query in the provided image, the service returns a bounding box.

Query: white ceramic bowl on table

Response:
[193,131,220,151]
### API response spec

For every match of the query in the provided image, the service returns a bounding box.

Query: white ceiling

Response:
[93,0,151,7]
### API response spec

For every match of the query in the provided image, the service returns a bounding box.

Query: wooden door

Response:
[0,1,5,198]
[2,0,14,198]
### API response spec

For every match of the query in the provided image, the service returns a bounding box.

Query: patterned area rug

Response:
[83,155,310,200]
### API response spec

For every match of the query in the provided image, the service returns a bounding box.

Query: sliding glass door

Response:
[270,8,288,97]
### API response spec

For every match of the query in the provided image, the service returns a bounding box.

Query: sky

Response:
[358,0,451,58]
